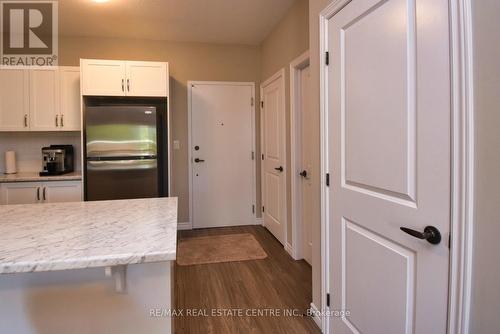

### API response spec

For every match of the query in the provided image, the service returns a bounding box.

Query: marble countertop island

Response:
[0,197,178,274]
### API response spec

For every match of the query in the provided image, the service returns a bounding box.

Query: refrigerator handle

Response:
[121,79,124,92]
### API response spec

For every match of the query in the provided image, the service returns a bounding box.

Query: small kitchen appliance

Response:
[40,145,75,176]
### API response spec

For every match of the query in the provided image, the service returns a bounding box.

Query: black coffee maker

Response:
[40,145,75,176]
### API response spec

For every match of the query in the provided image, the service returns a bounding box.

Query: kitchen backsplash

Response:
[0,132,81,174]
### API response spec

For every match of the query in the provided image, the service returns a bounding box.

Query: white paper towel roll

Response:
[4,151,17,174]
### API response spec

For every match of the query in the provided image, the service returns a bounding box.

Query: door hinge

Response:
[325,51,330,65]
[261,101,264,108]
[251,97,254,106]
[262,206,265,213]
[326,173,330,186]
[261,154,264,160]
[251,151,255,160]
[326,293,330,307]
[252,205,255,214]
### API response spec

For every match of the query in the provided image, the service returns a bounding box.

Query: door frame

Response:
[319,1,474,333]
[187,81,257,230]
[290,51,311,260]
[260,69,288,247]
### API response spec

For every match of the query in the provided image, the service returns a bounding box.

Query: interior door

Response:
[191,83,255,228]
[261,73,286,244]
[299,65,313,265]
[126,61,167,97]
[29,68,60,131]
[326,0,451,333]
[0,68,29,131]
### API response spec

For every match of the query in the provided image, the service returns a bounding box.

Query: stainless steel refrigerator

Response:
[85,103,167,201]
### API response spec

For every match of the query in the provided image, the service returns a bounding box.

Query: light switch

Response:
[173,140,180,150]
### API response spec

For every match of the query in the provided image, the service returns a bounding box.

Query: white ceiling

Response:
[59,0,297,45]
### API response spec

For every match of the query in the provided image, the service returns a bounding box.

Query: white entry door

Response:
[190,82,255,228]
[261,71,286,244]
[325,0,451,333]
[299,65,313,265]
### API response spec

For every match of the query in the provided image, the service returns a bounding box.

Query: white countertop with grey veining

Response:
[0,171,82,183]
[0,197,177,274]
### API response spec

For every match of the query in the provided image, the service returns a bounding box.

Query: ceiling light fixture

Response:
[92,0,110,3]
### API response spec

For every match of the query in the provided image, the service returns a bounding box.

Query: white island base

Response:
[0,262,174,334]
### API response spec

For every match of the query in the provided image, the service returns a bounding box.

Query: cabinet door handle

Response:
[121,79,124,92]
[127,79,130,92]
[60,114,64,127]
[55,115,59,127]
[24,114,28,127]
[36,187,40,201]
[43,187,46,201]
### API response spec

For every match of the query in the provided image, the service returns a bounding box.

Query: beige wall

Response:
[59,37,261,223]
[470,0,500,332]
[260,0,309,255]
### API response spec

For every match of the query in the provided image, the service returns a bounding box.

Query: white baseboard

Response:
[284,243,294,257]
[177,222,192,230]
[309,302,322,329]
[255,218,263,225]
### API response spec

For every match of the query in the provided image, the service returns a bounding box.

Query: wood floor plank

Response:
[174,225,320,333]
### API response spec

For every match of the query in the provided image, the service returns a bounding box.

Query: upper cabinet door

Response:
[59,67,81,131]
[81,59,126,96]
[0,68,30,131]
[125,61,168,97]
[29,68,60,131]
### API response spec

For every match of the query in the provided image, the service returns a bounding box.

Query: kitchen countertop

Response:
[0,171,82,183]
[0,197,178,274]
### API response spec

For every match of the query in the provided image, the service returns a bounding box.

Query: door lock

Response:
[299,170,307,178]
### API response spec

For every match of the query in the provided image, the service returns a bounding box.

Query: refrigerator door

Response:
[86,158,158,201]
[85,105,159,201]
[86,106,157,158]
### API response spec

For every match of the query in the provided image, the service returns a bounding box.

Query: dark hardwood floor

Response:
[174,225,320,334]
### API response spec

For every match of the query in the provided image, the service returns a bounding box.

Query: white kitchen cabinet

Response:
[0,182,41,205]
[59,67,81,131]
[80,59,126,96]
[29,68,60,131]
[0,68,30,131]
[126,61,168,97]
[0,180,82,205]
[80,59,168,97]
[43,181,82,203]
[0,67,81,132]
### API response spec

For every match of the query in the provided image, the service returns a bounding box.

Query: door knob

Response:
[194,158,205,163]
[299,170,307,178]
[274,166,283,172]
[400,226,441,245]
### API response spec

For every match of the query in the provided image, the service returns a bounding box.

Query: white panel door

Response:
[326,0,451,333]
[1,182,41,205]
[59,67,81,131]
[43,181,82,203]
[299,65,313,265]
[261,72,286,244]
[126,61,168,97]
[80,59,126,96]
[191,82,255,228]
[0,68,29,131]
[29,68,60,131]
